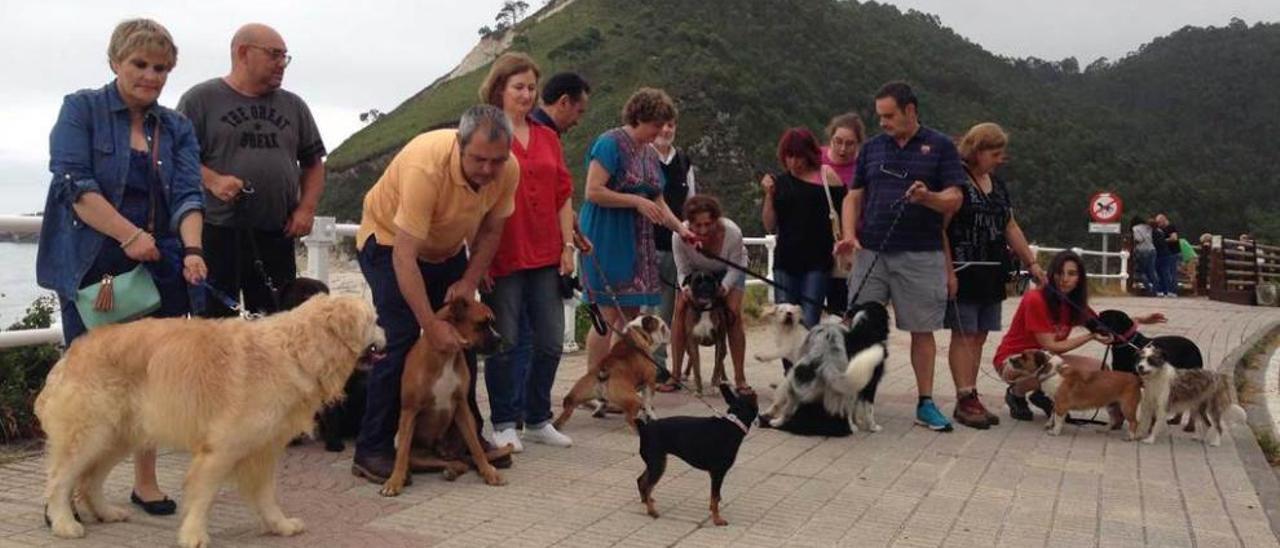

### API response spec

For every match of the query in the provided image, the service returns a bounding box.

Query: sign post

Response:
[1088,192,1123,283]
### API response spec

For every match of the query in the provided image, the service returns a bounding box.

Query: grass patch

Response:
[1253,427,1280,467]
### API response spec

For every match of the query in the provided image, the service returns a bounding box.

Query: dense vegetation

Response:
[320,0,1280,245]
[0,297,59,443]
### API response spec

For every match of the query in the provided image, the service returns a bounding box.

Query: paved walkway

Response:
[2,296,1279,547]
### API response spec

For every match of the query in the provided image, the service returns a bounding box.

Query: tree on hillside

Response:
[359,109,384,124]
[496,1,530,29]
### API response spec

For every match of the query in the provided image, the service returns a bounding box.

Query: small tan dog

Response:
[1046,360,1141,440]
[380,298,509,496]
[554,315,669,431]
[35,295,385,547]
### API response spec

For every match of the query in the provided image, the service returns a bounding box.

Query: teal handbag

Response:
[74,123,164,330]
[75,264,161,329]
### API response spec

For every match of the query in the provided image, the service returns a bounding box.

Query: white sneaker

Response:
[492,428,524,453]
[522,423,573,448]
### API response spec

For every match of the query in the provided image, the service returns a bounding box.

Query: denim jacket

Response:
[36,81,205,301]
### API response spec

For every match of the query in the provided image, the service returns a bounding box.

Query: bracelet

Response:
[564,242,576,250]
[183,247,204,258]
[119,228,144,249]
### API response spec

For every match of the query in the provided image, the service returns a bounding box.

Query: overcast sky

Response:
[1,0,1276,215]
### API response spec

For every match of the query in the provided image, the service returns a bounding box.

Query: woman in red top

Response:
[478,53,576,451]
[993,251,1164,420]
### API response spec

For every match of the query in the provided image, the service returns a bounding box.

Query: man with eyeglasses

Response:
[834,81,964,432]
[178,23,325,317]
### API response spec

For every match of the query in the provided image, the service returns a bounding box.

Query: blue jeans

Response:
[1134,250,1158,295]
[772,268,827,328]
[1158,254,1180,295]
[355,238,480,457]
[483,266,565,431]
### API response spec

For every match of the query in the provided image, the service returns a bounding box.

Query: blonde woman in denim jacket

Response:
[36,19,206,518]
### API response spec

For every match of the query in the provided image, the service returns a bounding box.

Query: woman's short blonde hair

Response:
[107,18,178,68]
[621,87,677,127]
[478,52,540,108]
[958,122,1008,165]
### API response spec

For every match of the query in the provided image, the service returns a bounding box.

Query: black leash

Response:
[693,249,842,316]
[233,180,282,313]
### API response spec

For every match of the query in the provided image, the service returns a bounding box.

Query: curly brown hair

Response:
[478,52,540,108]
[683,195,722,220]
[621,87,677,127]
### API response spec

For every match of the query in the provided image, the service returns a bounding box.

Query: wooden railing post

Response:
[1209,235,1225,299]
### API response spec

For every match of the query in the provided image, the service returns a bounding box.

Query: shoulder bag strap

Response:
[819,166,842,240]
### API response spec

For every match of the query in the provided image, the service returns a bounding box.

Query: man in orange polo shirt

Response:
[352,105,519,483]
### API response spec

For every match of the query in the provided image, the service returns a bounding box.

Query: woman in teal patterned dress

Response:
[579,88,694,370]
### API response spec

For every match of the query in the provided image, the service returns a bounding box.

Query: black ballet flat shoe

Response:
[130,491,177,516]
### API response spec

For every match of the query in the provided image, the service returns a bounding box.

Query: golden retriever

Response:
[34,294,385,548]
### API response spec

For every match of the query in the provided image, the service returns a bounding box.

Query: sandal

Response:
[130,491,177,516]
[655,379,682,393]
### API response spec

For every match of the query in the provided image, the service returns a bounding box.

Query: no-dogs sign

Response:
[1088,192,1123,223]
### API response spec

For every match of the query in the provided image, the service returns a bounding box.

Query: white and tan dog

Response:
[35,295,385,547]
[753,304,808,369]
[1136,346,1246,446]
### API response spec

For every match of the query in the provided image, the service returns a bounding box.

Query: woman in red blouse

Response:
[479,53,577,451]
[993,250,1164,421]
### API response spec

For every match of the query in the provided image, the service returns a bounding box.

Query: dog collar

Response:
[722,414,750,435]
[1119,323,1139,342]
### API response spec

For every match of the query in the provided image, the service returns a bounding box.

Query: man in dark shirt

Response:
[1155,213,1181,298]
[836,82,963,432]
[531,72,590,135]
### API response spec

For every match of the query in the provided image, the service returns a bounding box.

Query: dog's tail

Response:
[845,343,887,397]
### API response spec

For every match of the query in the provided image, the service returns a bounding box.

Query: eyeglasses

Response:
[246,44,292,66]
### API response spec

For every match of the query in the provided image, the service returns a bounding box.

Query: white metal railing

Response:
[0,214,1128,350]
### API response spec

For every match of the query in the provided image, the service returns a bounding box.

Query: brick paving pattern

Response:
[1,296,1278,547]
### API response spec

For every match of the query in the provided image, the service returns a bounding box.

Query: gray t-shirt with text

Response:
[177,78,325,230]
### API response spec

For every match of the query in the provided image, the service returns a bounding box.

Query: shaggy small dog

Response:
[1136,346,1247,446]
[761,302,888,434]
[35,295,385,547]
[753,304,808,372]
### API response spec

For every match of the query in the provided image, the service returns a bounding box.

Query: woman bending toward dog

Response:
[663,195,750,392]
[992,251,1164,421]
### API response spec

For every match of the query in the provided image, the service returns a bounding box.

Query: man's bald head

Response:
[231,23,282,53]
[227,23,288,93]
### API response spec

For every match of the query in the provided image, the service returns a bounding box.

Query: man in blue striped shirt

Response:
[836,82,964,432]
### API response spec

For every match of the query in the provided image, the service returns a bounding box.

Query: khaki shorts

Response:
[846,249,947,332]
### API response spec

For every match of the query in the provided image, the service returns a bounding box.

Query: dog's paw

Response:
[769,416,786,428]
[50,518,85,539]
[95,504,130,523]
[379,479,405,497]
[268,517,305,537]
[712,516,728,527]
[443,462,468,481]
[1142,435,1156,445]
[177,527,211,548]
[869,423,883,433]
[480,466,507,486]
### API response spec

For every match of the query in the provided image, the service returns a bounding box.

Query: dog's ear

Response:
[681,276,691,288]
[718,382,736,405]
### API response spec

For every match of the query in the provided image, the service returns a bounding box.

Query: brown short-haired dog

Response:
[380,298,509,497]
[1046,360,1141,440]
[554,315,669,432]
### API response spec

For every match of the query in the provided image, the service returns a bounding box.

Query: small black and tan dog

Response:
[635,383,757,526]
[277,278,368,452]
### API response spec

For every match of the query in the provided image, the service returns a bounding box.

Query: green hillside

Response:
[320,0,1280,245]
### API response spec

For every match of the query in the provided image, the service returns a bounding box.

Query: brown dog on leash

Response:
[380,298,509,496]
[554,315,670,432]
[673,270,733,394]
[1046,360,1142,440]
